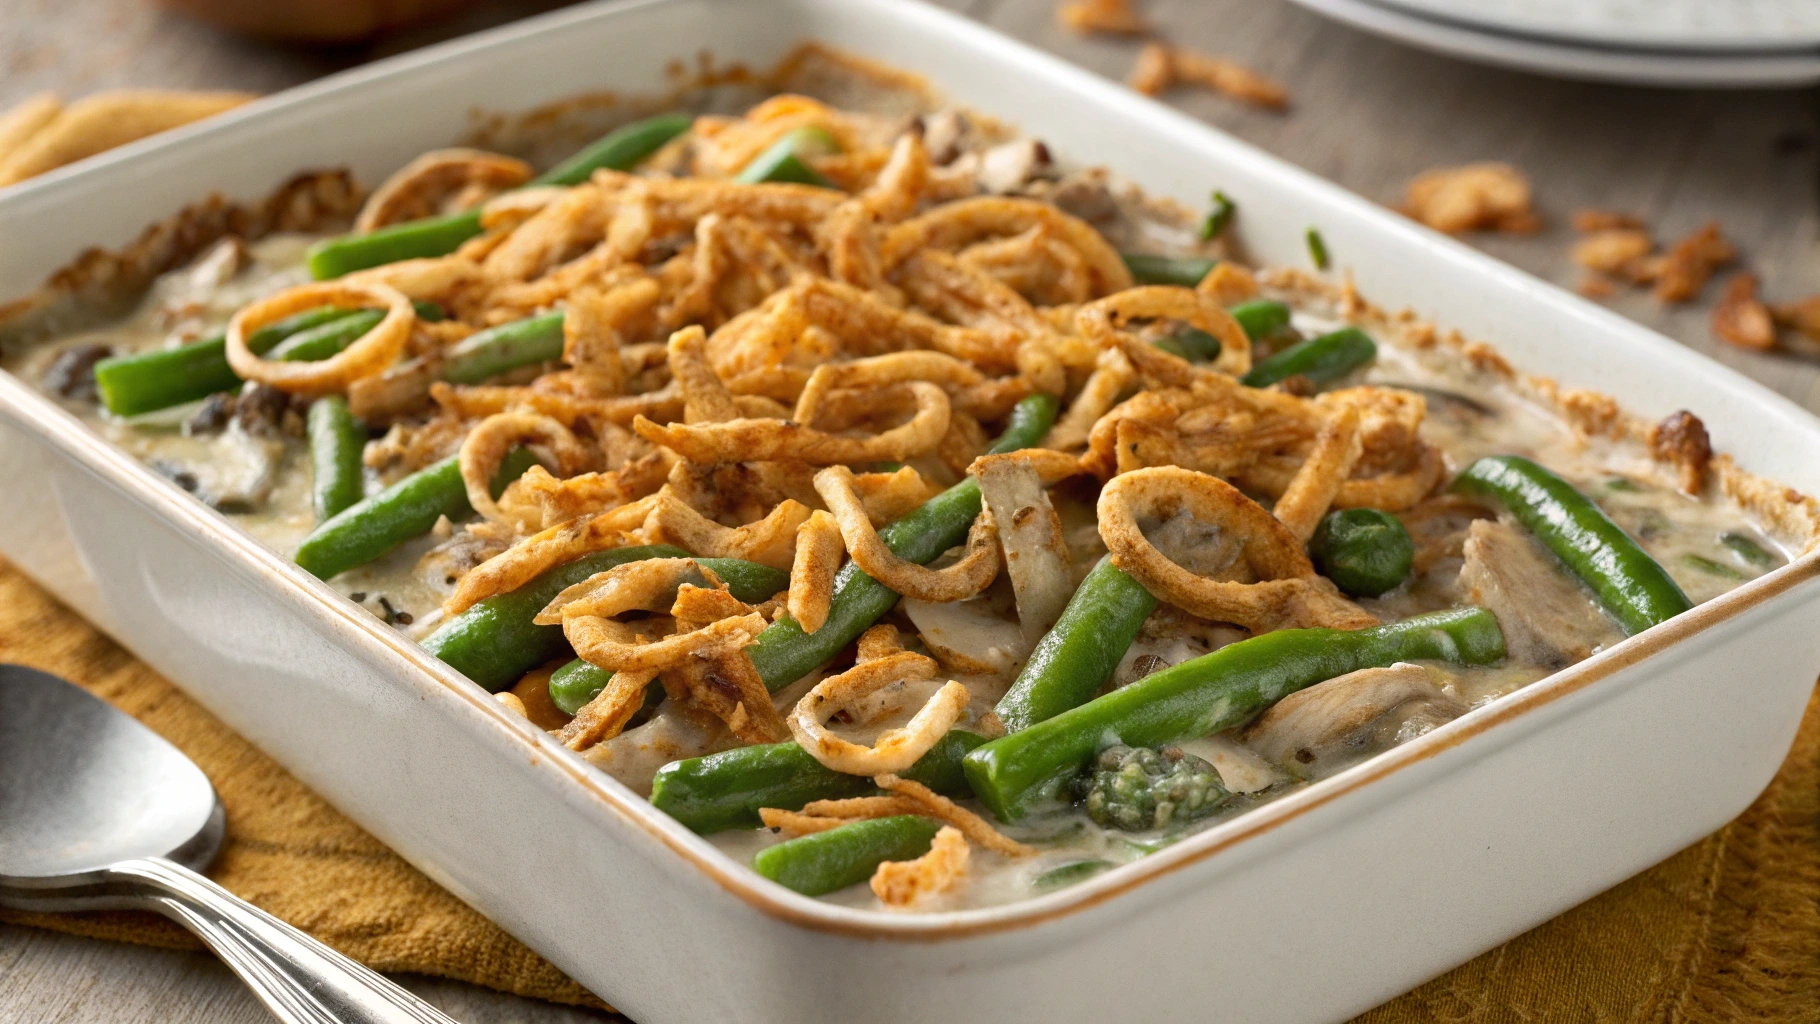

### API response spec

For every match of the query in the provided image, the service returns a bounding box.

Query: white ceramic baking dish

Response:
[3,2,1819,1021]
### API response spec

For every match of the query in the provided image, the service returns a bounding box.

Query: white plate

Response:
[1286,0,1820,86]
[1372,0,1820,54]
[3,2,1820,1022]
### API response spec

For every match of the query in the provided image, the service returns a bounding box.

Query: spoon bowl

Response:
[0,664,460,1024]
[0,664,220,889]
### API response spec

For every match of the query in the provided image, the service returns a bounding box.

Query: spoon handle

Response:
[106,857,461,1024]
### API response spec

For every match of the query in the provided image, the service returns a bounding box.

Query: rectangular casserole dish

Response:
[3,1,1819,1021]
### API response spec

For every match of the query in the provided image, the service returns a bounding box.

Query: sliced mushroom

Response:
[151,421,283,511]
[977,139,1053,194]
[1242,663,1468,773]
[1183,734,1289,794]
[1459,518,1623,668]
[976,455,1074,641]
[903,594,1028,676]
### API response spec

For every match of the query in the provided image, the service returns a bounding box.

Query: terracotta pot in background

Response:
[157,0,479,42]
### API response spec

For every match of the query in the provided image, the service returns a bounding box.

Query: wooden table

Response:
[3,0,1816,1020]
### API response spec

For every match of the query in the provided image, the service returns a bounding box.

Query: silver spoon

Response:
[0,664,462,1024]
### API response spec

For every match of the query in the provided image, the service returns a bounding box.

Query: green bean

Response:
[752,815,941,897]
[1156,326,1223,362]
[306,395,367,521]
[1198,191,1234,241]
[95,308,353,417]
[268,300,446,363]
[91,301,445,417]
[305,113,692,278]
[1240,326,1376,389]
[1157,299,1293,363]
[293,447,540,583]
[1306,227,1331,269]
[1721,532,1775,568]
[1681,554,1744,581]
[1121,254,1217,288]
[1451,455,1692,636]
[963,607,1506,820]
[535,111,694,188]
[741,394,1059,691]
[439,311,567,384]
[424,551,783,692]
[1033,859,1113,892]
[735,126,840,188]
[995,556,1157,732]
[306,211,487,281]
[1309,508,1414,597]
[649,730,986,834]
[1228,298,1292,342]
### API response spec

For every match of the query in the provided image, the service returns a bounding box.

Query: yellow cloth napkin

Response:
[2,554,1816,1021]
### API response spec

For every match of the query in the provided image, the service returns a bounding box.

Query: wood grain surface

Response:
[2,0,1816,1020]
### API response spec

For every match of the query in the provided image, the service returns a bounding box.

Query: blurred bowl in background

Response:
[157,0,479,42]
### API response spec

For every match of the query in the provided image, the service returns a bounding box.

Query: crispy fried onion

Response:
[875,774,1036,857]
[1270,404,1362,543]
[664,649,790,745]
[1098,466,1376,632]
[1237,439,1445,512]
[857,622,906,662]
[792,351,1015,423]
[224,281,414,393]
[535,556,723,625]
[815,465,1002,603]
[535,560,771,687]
[442,494,659,616]
[354,148,533,232]
[1076,285,1252,377]
[872,825,969,907]
[555,667,660,751]
[562,602,767,675]
[458,412,593,527]
[788,651,967,775]
[633,380,951,466]
[641,489,811,570]
[787,510,844,633]
[666,323,742,423]
[881,196,1134,297]
[1047,346,1134,451]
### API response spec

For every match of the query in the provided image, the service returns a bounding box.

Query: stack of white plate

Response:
[1283,0,1820,87]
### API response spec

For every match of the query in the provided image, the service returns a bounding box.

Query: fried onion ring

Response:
[814,465,1002,603]
[788,651,966,776]
[642,490,812,570]
[1099,466,1376,632]
[224,281,414,394]
[1076,285,1252,377]
[633,381,951,466]
[566,610,767,675]
[442,494,659,616]
[354,147,533,232]
[458,411,592,527]
[881,196,1133,296]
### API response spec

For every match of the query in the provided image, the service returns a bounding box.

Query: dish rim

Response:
[2,0,1818,941]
